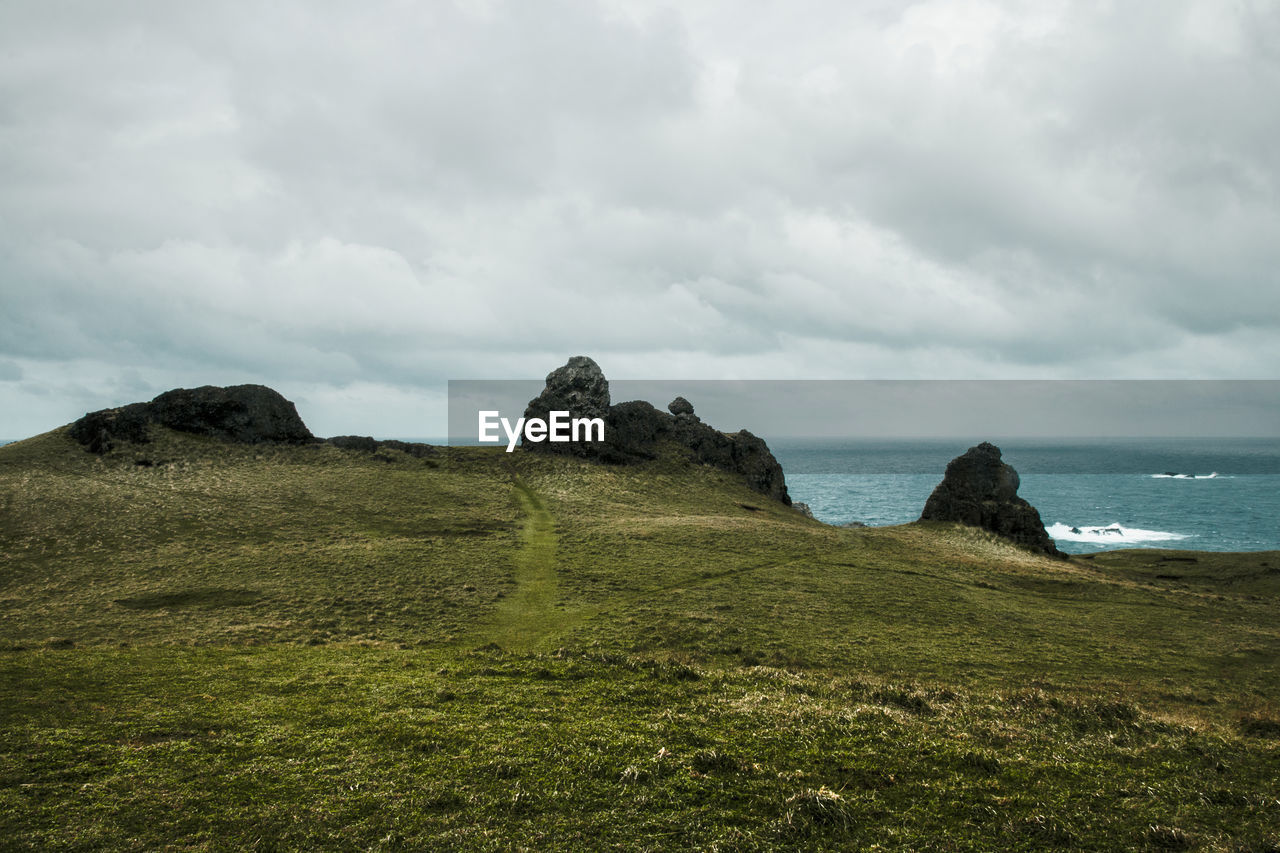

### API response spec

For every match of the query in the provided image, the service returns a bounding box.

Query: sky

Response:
[2,1,1278,439]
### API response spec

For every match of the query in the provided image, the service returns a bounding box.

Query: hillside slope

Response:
[2,429,1278,849]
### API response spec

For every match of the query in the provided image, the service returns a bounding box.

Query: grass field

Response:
[2,428,1278,850]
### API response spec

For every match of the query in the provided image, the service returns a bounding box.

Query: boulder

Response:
[920,442,1063,557]
[71,384,314,453]
[602,400,669,463]
[668,396,695,416]
[520,356,790,505]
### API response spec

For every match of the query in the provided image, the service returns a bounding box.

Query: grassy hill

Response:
[2,428,1278,850]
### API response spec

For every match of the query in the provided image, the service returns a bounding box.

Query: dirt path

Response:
[469,478,564,652]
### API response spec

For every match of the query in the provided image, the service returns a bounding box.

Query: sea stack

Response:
[920,442,1064,557]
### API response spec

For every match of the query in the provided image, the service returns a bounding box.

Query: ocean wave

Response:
[1151,471,1220,479]
[1047,522,1189,546]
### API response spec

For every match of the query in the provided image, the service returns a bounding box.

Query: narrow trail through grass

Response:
[467,478,565,652]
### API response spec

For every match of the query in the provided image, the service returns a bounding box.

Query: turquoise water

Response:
[772,438,1280,554]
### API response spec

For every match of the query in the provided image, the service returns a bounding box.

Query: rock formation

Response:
[667,396,695,417]
[70,384,314,453]
[69,406,152,454]
[520,356,613,460]
[521,356,790,505]
[920,441,1063,557]
[327,435,438,459]
[523,356,611,424]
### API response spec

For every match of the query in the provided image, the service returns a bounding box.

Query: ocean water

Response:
[771,438,1280,554]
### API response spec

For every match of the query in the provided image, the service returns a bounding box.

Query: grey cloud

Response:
[1,0,1278,440]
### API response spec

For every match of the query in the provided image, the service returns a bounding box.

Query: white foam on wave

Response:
[1151,472,1219,479]
[1047,522,1189,545]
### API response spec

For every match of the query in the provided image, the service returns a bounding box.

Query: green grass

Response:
[4,648,1278,851]
[464,477,566,653]
[2,428,1279,850]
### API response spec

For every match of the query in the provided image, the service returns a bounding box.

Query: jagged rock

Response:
[71,384,313,453]
[668,396,694,416]
[521,356,612,458]
[68,404,151,454]
[920,442,1063,557]
[725,429,787,503]
[524,355,611,420]
[521,357,790,504]
[793,502,814,519]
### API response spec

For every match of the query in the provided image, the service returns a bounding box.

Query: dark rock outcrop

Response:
[379,440,438,459]
[71,384,313,453]
[668,396,695,417]
[147,386,312,444]
[68,404,151,454]
[327,435,438,459]
[601,400,668,463]
[327,435,381,453]
[520,357,613,460]
[521,356,790,505]
[524,356,611,423]
[920,442,1063,557]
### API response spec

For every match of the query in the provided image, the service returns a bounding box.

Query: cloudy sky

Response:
[2,0,1277,438]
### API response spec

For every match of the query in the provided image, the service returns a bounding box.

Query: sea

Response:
[771,438,1280,554]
